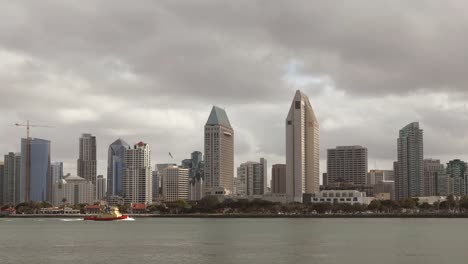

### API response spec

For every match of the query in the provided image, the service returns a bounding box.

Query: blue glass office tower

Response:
[21,138,51,202]
[107,139,129,198]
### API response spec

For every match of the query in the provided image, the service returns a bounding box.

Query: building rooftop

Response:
[206,106,232,129]
[63,175,86,181]
[111,138,129,147]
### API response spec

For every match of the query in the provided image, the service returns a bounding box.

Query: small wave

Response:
[121,217,135,221]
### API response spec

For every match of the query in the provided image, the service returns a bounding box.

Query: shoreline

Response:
[4,213,468,218]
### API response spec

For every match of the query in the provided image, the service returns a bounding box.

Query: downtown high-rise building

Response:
[187,151,204,201]
[326,146,368,185]
[77,133,97,184]
[3,153,21,205]
[396,122,424,200]
[96,175,106,200]
[204,106,234,196]
[161,165,189,202]
[0,161,3,204]
[107,138,129,198]
[367,170,394,185]
[21,138,51,202]
[271,164,286,194]
[423,159,445,196]
[123,142,152,204]
[236,158,267,196]
[446,159,467,197]
[152,170,159,200]
[52,175,95,206]
[50,161,63,184]
[286,90,320,202]
[156,163,176,201]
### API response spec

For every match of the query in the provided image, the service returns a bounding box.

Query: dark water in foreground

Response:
[0,218,465,264]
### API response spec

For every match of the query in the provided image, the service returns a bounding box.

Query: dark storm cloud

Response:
[1,0,468,175]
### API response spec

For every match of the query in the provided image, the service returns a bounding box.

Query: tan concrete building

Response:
[77,133,97,184]
[123,142,152,204]
[271,164,286,194]
[161,166,189,202]
[204,106,234,196]
[423,159,445,196]
[236,158,267,196]
[367,170,394,185]
[373,180,395,200]
[327,146,368,185]
[286,90,320,202]
[52,174,95,206]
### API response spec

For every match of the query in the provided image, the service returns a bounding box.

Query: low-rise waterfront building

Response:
[85,205,101,214]
[40,207,80,214]
[303,190,373,205]
[52,174,95,206]
[321,183,374,197]
[417,196,448,205]
[129,203,147,214]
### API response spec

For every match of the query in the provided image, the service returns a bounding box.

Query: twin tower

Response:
[205,90,320,202]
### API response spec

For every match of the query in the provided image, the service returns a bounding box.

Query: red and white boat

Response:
[84,206,129,221]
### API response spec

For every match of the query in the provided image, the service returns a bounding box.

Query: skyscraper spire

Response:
[206,106,232,129]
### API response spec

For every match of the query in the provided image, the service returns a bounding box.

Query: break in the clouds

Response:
[1,0,468,178]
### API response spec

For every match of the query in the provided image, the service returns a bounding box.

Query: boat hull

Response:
[83,215,129,221]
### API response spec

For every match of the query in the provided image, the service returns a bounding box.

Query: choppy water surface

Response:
[0,218,465,264]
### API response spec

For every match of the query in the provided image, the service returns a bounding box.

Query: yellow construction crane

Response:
[14,120,55,202]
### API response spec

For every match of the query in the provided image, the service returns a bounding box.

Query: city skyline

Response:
[1,106,465,184]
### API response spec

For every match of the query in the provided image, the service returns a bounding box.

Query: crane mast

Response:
[14,120,54,203]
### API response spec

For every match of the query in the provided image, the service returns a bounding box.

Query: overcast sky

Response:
[1,1,468,181]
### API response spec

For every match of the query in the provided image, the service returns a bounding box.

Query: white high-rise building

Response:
[286,90,320,202]
[204,106,234,196]
[123,142,152,204]
[236,158,267,196]
[161,166,189,202]
[96,175,106,200]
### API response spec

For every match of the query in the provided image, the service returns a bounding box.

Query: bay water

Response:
[0,218,465,264]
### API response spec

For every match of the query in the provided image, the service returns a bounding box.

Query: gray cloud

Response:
[1,1,468,179]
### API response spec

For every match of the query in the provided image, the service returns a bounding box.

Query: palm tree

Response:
[62,198,67,214]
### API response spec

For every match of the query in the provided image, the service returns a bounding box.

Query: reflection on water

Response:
[0,218,465,264]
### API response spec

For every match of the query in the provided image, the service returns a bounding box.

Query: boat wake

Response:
[59,218,84,222]
[121,217,135,221]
